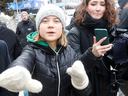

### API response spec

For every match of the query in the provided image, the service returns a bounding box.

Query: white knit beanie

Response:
[36,4,65,32]
[21,11,28,17]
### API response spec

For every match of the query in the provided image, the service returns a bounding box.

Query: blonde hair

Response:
[34,29,68,47]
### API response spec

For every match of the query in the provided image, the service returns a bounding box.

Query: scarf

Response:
[23,19,29,24]
[84,12,108,29]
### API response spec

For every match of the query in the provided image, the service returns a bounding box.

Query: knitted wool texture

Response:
[36,4,65,31]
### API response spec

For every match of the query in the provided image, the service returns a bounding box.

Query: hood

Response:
[27,31,49,46]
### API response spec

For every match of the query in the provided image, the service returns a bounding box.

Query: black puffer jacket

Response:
[16,19,36,47]
[9,42,92,96]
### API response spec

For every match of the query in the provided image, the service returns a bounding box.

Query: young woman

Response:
[67,0,119,96]
[0,4,92,96]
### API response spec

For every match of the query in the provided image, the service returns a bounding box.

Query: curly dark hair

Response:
[74,0,119,28]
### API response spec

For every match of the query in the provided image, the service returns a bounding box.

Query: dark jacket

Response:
[16,19,36,47]
[0,26,22,61]
[0,40,18,96]
[9,32,92,96]
[67,26,111,96]
[117,7,128,29]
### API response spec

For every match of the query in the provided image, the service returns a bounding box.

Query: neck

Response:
[47,41,57,50]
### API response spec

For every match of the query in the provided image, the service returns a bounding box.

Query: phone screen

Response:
[94,28,110,45]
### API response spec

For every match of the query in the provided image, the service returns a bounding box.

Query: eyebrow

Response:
[44,16,59,19]
[91,1,105,3]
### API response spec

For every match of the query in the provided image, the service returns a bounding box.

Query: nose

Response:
[96,4,101,11]
[48,21,54,28]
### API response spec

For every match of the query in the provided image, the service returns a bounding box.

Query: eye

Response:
[42,19,47,23]
[91,3,96,6]
[55,20,59,22]
[101,3,105,6]
[54,19,60,23]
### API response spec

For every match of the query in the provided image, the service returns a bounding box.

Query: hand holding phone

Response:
[94,28,110,45]
[92,36,112,57]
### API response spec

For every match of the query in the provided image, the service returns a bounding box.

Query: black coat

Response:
[9,43,92,96]
[0,26,22,61]
[16,19,36,47]
[0,40,18,96]
[117,7,128,29]
[67,26,111,96]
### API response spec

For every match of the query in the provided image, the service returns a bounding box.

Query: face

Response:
[87,0,106,20]
[39,16,63,46]
[22,13,28,21]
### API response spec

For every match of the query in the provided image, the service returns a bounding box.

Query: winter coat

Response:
[0,26,22,61]
[67,26,111,96]
[117,7,128,29]
[9,32,92,96]
[0,40,18,96]
[16,19,36,47]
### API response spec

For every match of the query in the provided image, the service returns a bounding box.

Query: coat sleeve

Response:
[8,45,36,73]
[67,27,102,73]
[72,81,92,96]
[0,88,18,96]
[16,23,21,42]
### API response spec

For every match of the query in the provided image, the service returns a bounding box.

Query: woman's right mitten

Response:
[0,66,43,93]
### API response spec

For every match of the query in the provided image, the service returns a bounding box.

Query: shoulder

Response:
[0,40,8,50]
[0,40,7,46]
[65,45,78,56]
[17,21,23,26]
[2,27,16,36]
[68,26,80,36]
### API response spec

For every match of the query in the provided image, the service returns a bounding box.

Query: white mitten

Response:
[0,66,42,93]
[66,60,89,90]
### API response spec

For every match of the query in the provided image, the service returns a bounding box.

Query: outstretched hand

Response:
[67,60,89,90]
[92,36,112,57]
[0,66,43,93]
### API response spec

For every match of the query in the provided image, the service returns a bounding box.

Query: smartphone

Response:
[94,28,110,45]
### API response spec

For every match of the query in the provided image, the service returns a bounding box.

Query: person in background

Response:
[67,0,119,96]
[117,0,128,95]
[0,26,22,62]
[0,20,7,28]
[0,4,92,96]
[16,11,36,47]
[61,7,71,26]
[117,0,128,29]
[0,40,18,96]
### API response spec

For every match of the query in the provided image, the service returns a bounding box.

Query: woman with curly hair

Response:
[67,0,119,96]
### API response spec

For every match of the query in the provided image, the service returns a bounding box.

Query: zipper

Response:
[56,52,60,96]
[49,46,62,96]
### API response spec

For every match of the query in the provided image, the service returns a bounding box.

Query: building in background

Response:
[49,0,81,18]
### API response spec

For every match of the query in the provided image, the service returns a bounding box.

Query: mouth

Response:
[95,13,101,16]
[47,32,55,34]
